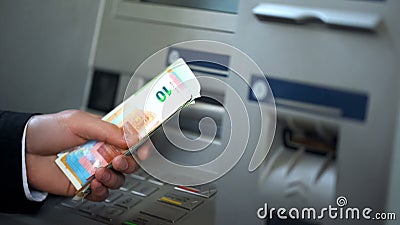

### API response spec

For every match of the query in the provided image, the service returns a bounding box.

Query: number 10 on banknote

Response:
[55,58,201,198]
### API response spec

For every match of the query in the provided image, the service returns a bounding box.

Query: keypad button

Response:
[140,203,186,223]
[131,184,158,197]
[60,198,82,209]
[120,179,141,192]
[79,202,104,215]
[96,206,125,221]
[125,215,151,225]
[158,191,203,210]
[147,179,164,186]
[125,214,169,225]
[135,170,151,178]
[105,191,123,203]
[115,196,141,209]
[174,185,217,198]
[130,169,151,180]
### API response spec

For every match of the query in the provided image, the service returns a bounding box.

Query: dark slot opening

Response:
[87,69,120,113]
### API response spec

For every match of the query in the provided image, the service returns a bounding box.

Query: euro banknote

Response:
[55,58,201,196]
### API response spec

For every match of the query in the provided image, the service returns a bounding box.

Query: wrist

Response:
[25,113,64,154]
[25,115,42,154]
[25,153,41,191]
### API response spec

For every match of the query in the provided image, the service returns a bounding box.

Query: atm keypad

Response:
[59,169,215,224]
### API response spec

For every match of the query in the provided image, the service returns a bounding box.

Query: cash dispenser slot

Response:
[258,116,338,211]
[252,76,365,211]
[282,122,337,156]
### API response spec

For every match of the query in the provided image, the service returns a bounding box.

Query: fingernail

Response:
[118,157,129,170]
[101,170,111,182]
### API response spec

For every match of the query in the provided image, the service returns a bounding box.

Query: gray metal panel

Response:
[93,0,236,74]
[0,0,100,113]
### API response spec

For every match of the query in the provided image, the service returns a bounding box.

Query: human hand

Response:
[25,110,141,201]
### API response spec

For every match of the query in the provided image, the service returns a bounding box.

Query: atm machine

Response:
[0,0,399,225]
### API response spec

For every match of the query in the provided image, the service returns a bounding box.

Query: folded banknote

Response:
[55,58,201,198]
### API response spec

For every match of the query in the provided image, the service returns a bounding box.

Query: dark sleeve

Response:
[0,111,44,213]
